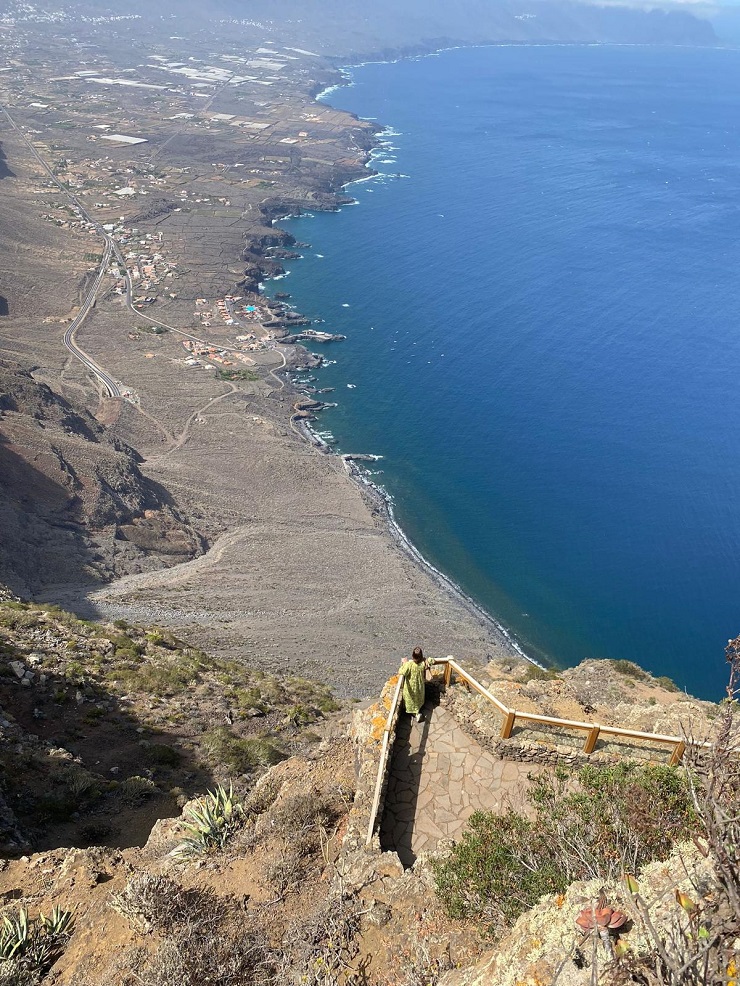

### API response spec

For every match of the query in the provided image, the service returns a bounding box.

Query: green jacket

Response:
[398,658,435,714]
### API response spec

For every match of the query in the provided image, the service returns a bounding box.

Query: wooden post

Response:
[583,725,600,755]
[500,710,516,739]
[670,740,686,766]
[444,661,452,687]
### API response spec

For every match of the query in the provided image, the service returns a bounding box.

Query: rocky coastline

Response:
[7,19,719,694]
[228,73,532,670]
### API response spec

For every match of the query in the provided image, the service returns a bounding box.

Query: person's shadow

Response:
[379,682,441,867]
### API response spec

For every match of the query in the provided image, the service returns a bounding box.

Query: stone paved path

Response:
[380,694,537,867]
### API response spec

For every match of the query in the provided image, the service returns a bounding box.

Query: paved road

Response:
[62,240,122,397]
[0,102,122,398]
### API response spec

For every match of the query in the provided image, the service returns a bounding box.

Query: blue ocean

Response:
[271,44,740,700]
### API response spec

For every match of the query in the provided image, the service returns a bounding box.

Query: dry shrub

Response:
[124,925,272,986]
[265,852,304,895]
[271,788,345,840]
[110,873,210,934]
[242,776,281,819]
[277,892,362,986]
[265,787,348,893]
[374,940,452,986]
[0,962,37,986]
[114,886,274,986]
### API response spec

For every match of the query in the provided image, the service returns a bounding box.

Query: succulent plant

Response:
[0,904,74,971]
[575,904,628,934]
[576,894,629,953]
[0,908,30,961]
[39,905,75,938]
[172,782,244,857]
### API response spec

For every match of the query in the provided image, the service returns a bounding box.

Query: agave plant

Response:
[39,905,75,938]
[0,908,30,961]
[0,905,74,971]
[172,782,244,857]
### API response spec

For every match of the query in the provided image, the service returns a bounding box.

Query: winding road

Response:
[62,240,122,397]
[0,100,289,405]
[0,101,122,397]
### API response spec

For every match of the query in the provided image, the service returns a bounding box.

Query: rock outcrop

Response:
[0,358,205,595]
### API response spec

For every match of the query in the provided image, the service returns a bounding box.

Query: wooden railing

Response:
[366,675,404,847]
[364,657,708,848]
[440,657,708,766]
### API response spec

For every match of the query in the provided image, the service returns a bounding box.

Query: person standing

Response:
[398,646,436,722]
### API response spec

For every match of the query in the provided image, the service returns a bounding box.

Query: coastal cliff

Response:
[0,10,735,983]
[0,595,736,985]
[0,0,720,695]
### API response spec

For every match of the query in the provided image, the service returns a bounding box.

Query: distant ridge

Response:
[31,0,717,52]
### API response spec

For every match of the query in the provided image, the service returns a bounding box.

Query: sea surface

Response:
[269,44,740,700]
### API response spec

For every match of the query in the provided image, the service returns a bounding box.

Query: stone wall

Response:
[343,674,403,855]
[441,686,671,769]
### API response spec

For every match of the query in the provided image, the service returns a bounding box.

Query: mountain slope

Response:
[0,360,205,596]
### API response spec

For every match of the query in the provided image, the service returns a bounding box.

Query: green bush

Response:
[118,775,158,806]
[530,762,697,878]
[288,677,341,714]
[517,663,561,683]
[215,368,258,382]
[143,744,182,768]
[432,812,565,928]
[654,674,680,693]
[316,693,341,714]
[433,761,698,935]
[79,820,116,845]
[0,609,39,631]
[609,659,649,681]
[145,629,180,650]
[64,661,86,683]
[231,686,267,713]
[44,606,81,627]
[0,639,23,662]
[202,727,285,773]
[111,634,144,658]
[35,793,78,823]
[284,704,316,727]
[107,660,196,696]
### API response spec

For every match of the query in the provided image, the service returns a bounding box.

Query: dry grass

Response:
[111,876,274,986]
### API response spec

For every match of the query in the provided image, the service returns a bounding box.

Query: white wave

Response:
[344,173,376,187]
